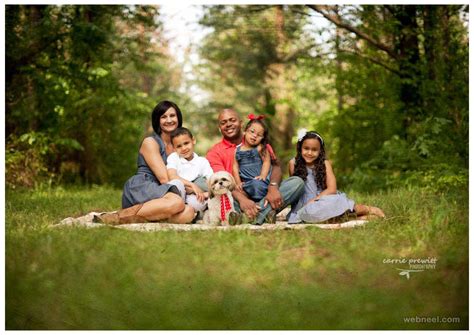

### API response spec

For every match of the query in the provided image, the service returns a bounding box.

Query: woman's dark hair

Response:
[151,100,183,135]
[293,131,327,190]
[170,127,193,142]
[244,119,272,161]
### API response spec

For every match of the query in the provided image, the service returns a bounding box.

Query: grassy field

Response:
[5,185,468,330]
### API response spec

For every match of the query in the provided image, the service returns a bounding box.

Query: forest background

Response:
[6,4,469,193]
[5,4,469,330]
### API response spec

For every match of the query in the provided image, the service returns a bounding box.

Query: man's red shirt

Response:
[206,138,237,173]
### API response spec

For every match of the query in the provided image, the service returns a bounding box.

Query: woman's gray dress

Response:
[122,133,178,209]
[288,168,355,223]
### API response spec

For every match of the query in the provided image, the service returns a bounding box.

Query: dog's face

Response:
[208,171,236,197]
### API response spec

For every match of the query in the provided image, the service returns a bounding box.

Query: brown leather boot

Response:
[94,204,148,225]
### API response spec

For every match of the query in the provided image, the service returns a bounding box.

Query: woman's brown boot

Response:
[94,204,148,225]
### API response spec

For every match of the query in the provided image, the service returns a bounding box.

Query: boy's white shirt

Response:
[166,152,214,182]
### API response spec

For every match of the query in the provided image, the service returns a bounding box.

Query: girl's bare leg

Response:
[354,204,385,219]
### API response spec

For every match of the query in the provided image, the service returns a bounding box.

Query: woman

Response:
[97,100,195,225]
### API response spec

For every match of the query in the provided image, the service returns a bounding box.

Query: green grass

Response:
[6,185,468,329]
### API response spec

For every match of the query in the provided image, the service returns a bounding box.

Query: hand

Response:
[264,184,283,209]
[197,192,209,203]
[184,184,194,194]
[191,184,205,202]
[196,191,208,203]
[238,195,260,220]
[237,182,244,192]
[254,175,264,181]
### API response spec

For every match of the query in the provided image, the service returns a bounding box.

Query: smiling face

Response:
[218,109,242,142]
[244,122,265,147]
[301,138,321,166]
[160,107,179,134]
[172,133,195,161]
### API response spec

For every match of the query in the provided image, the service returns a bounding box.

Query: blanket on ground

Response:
[54,211,368,231]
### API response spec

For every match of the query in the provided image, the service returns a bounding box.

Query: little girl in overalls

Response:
[288,131,385,223]
[232,114,272,202]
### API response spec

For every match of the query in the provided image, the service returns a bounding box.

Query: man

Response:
[206,108,304,224]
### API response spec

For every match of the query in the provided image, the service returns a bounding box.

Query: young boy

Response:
[167,127,213,215]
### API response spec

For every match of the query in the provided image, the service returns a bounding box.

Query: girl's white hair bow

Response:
[297,128,308,142]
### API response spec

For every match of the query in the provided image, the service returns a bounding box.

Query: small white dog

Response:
[203,171,239,226]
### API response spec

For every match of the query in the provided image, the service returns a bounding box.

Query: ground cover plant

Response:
[6,185,468,330]
[6,4,468,331]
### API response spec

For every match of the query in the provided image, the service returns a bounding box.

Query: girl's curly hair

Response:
[293,131,326,190]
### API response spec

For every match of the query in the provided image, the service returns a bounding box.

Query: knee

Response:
[169,194,186,214]
[288,176,305,193]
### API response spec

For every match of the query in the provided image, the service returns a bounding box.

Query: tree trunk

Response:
[393,5,422,138]
[335,5,344,113]
[265,5,294,159]
[77,6,94,183]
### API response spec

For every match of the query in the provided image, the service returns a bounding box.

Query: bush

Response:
[6,132,84,188]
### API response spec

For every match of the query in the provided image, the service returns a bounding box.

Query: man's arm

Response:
[206,147,225,172]
[232,189,260,220]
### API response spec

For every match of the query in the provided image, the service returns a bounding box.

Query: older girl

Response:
[288,131,385,223]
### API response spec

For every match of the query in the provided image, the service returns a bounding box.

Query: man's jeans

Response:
[233,176,305,224]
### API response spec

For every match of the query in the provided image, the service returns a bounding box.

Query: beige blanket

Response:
[55,210,368,231]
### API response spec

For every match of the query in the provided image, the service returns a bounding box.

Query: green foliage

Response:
[198,5,467,189]
[304,5,468,191]
[6,5,468,192]
[6,132,84,187]
[403,165,468,194]
[338,133,468,193]
[6,5,188,187]
[198,5,315,155]
[6,185,468,329]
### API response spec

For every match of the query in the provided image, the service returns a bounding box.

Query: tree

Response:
[6,5,186,186]
[198,5,315,159]
[307,5,468,188]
